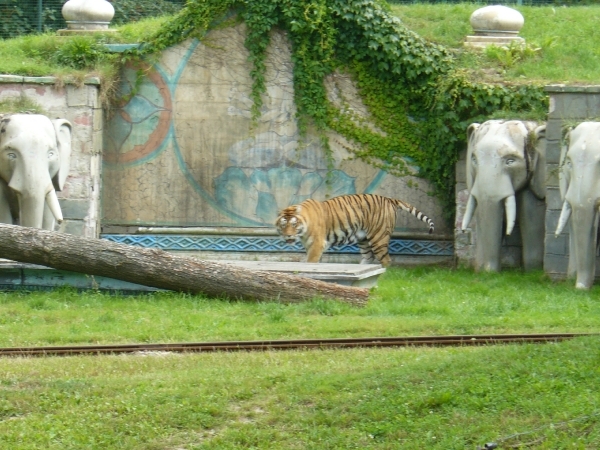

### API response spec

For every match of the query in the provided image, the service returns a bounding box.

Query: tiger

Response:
[275,194,434,267]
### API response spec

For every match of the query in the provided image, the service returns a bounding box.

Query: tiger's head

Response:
[275,205,307,244]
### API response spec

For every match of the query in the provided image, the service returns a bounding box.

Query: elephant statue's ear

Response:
[52,119,72,191]
[465,123,480,190]
[529,124,547,200]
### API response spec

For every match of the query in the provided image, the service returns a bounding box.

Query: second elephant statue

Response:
[461,119,547,272]
[0,114,72,230]
[555,122,600,289]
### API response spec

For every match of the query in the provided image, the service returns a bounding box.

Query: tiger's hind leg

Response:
[357,241,377,265]
[370,235,392,267]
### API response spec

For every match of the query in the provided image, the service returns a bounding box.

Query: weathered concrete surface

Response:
[102,23,448,237]
[222,261,386,288]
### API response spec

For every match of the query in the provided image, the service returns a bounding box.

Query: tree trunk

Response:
[0,224,369,306]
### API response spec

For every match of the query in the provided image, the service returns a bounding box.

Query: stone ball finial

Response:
[62,0,115,31]
[470,5,524,37]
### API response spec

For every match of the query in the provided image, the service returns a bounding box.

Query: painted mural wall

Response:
[103,23,448,235]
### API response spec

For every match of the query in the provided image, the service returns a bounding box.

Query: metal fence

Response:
[0,0,186,39]
[389,0,595,3]
[0,0,595,40]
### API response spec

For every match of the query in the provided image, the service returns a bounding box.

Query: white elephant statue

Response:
[461,119,547,271]
[0,114,72,230]
[555,122,600,289]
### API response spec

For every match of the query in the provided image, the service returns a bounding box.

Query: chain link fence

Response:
[388,0,596,3]
[0,0,595,40]
[0,0,186,39]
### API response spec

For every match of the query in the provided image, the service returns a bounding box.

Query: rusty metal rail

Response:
[0,333,595,357]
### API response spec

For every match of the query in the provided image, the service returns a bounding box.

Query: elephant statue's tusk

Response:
[555,200,572,237]
[461,193,476,232]
[45,188,63,224]
[505,195,516,235]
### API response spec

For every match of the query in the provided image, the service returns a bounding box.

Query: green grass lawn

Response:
[0,267,599,448]
[0,267,598,347]
[0,337,598,449]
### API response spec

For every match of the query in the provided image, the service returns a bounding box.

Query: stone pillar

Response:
[544,85,600,280]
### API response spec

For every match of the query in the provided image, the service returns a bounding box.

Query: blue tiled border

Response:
[101,235,454,256]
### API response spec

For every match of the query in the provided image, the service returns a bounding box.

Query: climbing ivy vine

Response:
[128,0,548,223]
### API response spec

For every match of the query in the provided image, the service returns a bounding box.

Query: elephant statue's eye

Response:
[471,155,477,165]
[6,152,16,160]
[48,151,56,159]
[505,158,516,166]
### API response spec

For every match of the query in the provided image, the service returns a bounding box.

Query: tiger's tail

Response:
[392,199,434,234]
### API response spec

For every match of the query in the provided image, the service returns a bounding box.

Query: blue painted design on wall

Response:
[213,167,357,224]
[102,235,454,256]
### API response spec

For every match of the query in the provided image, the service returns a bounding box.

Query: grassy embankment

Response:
[1,4,599,90]
[391,3,600,84]
[0,267,598,347]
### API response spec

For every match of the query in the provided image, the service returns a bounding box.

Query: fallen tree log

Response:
[0,224,369,306]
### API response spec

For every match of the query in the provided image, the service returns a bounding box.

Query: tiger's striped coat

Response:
[275,194,434,266]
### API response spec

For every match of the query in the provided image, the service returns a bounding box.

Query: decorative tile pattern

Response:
[102,235,454,256]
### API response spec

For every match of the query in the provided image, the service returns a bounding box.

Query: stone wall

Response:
[544,85,600,280]
[101,23,453,264]
[0,76,102,238]
[102,24,448,234]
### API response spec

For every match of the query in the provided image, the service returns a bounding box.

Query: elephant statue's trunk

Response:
[18,193,46,229]
[569,204,599,289]
[12,180,63,229]
[472,197,505,272]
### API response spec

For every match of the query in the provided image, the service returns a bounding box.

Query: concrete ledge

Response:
[0,260,385,291]
[545,85,600,93]
[172,251,454,267]
[104,226,454,240]
[104,43,141,52]
[57,29,117,36]
[221,261,386,288]
[0,265,158,293]
[464,35,524,49]
[0,75,100,85]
